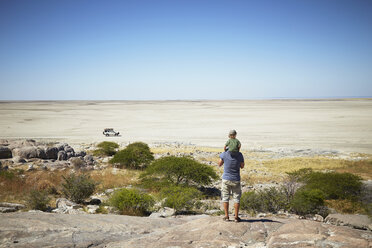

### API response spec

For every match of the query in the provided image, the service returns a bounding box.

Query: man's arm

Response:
[240,162,244,169]
[218,158,224,167]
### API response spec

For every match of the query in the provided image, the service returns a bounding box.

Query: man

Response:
[218,150,245,222]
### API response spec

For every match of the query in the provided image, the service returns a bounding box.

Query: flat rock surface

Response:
[1,212,371,248]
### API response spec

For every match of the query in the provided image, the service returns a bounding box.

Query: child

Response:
[224,130,241,153]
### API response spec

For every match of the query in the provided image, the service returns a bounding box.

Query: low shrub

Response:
[141,156,218,187]
[240,187,287,214]
[93,141,119,156]
[110,142,154,169]
[109,188,154,216]
[160,185,202,213]
[290,189,326,216]
[302,171,362,200]
[95,205,108,214]
[27,190,50,211]
[61,174,98,203]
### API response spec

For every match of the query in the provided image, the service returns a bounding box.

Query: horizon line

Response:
[1,96,372,102]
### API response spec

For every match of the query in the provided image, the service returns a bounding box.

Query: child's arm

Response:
[238,140,241,151]
[224,145,227,151]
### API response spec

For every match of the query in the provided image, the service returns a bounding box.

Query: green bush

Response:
[291,189,326,216]
[109,188,154,216]
[240,187,288,214]
[301,171,362,200]
[61,174,98,204]
[93,141,119,156]
[110,142,154,169]
[160,185,202,212]
[141,156,218,187]
[27,190,50,211]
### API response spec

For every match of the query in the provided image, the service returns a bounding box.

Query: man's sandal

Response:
[222,216,229,221]
[234,217,241,223]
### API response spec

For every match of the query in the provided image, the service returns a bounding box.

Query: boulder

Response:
[0,207,18,213]
[12,146,39,159]
[149,207,176,218]
[64,146,74,153]
[0,146,12,159]
[27,164,35,171]
[52,198,85,214]
[13,156,26,163]
[0,202,25,210]
[36,147,47,159]
[88,198,102,205]
[66,152,74,159]
[325,213,372,231]
[84,154,94,163]
[57,151,67,161]
[87,205,99,214]
[45,147,59,159]
[75,151,87,157]
[56,143,67,151]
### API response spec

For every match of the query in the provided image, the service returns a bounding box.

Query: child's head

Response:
[228,129,237,139]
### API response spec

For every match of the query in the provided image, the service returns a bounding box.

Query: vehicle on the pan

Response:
[103,128,120,136]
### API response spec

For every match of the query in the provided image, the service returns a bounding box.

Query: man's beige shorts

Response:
[221,179,242,203]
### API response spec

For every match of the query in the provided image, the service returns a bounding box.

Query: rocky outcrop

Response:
[0,213,371,248]
[44,147,59,160]
[0,146,12,159]
[51,198,85,214]
[325,213,372,231]
[0,202,25,213]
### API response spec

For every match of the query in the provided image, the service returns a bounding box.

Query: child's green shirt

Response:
[225,138,241,152]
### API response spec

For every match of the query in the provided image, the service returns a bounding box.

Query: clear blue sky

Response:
[0,0,371,100]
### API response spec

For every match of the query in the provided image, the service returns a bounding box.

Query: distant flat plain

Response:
[0,99,371,153]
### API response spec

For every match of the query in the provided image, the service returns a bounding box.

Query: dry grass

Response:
[90,168,141,191]
[325,199,369,215]
[0,169,71,204]
[334,159,372,180]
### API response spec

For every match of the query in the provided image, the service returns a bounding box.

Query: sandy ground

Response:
[0,99,371,153]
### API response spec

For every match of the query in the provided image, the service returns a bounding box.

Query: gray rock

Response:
[52,198,84,214]
[313,214,324,222]
[149,207,175,218]
[45,147,59,159]
[56,198,81,209]
[36,147,47,159]
[57,151,67,161]
[64,146,74,153]
[87,205,99,214]
[0,207,18,213]
[88,198,102,205]
[56,143,67,151]
[27,164,35,171]
[12,146,38,159]
[325,213,372,231]
[84,154,94,162]
[13,156,26,163]
[75,150,87,157]
[0,146,12,159]
[1,212,371,248]
[0,202,25,210]
[66,152,74,159]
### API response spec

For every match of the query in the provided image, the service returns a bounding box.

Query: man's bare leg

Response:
[223,202,229,218]
[234,203,240,218]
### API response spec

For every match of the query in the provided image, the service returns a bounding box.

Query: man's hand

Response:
[240,162,244,169]
[218,159,224,167]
